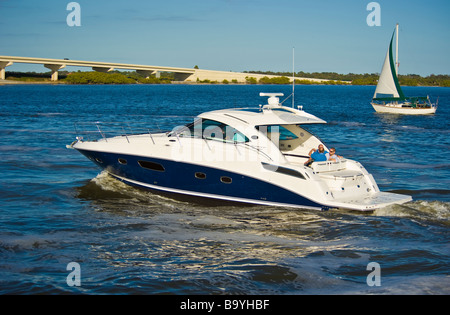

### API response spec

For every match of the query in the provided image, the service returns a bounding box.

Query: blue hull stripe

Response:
[76,149,322,209]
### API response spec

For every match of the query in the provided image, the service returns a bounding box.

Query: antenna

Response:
[292,46,295,108]
[279,47,296,107]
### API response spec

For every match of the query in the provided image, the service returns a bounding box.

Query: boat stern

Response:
[324,191,412,211]
[307,159,412,211]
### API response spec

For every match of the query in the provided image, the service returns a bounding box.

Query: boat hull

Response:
[371,103,437,115]
[75,147,411,211]
[76,148,324,210]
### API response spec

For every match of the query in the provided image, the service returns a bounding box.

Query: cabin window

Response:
[231,131,247,143]
[195,172,206,179]
[118,158,127,165]
[220,176,232,184]
[257,125,298,141]
[203,120,248,143]
[203,123,224,140]
[138,160,165,172]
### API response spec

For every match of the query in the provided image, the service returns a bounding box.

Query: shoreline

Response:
[0,79,64,85]
[0,79,447,88]
[0,78,344,86]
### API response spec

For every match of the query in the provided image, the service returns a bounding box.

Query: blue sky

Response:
[1,0,449,76]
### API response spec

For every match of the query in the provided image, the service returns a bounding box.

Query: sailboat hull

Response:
[371,103,437,115]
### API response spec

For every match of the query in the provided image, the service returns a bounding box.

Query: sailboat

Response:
[371,24,437,115]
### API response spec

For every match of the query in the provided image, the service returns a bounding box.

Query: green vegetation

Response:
[245,76,258,84]
[244,76,348,85]
[245,70,450,87]
[5,71,67,82]
[123,71,172,84]
[5,70,449,86]
[258,76,291,84]
[64,71,172,84]
[196,78,219,84]
[65,72,135,84]
[5,70,172,84]
[398,74,450,87]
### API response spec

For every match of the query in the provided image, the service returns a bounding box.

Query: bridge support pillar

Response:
[44,64,66,81]
[0,61,13,80]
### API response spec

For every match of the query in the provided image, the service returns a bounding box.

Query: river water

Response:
[0,84,449,295]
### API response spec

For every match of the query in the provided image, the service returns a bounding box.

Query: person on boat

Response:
[304,144,328,166]
[327,147,343,162]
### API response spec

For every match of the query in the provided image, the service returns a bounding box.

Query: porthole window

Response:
[220,176,232,184]
[118,158,127,165]
[138,160,165,172]
[95,157,103,164]
[195,172,206,179]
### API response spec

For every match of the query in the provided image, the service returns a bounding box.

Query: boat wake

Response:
[80,171,449,223]
[373,198,450,222]
[76,171,195,215]
[70,171,450,295]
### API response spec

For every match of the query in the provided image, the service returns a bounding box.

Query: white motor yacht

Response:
[69,93,412,211]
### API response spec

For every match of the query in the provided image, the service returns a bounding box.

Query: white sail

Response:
[373,46,399,99]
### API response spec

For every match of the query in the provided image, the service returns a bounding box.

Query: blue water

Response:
[0,84,449,295]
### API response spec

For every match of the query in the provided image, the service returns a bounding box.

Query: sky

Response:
[1,0,449,76]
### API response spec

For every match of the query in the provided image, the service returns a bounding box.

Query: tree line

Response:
[64,71,171,84]
[245,71,450,87]
[5,70,450,86]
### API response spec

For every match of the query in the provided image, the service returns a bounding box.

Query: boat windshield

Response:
[256,124,321,154]
[171,119,249,143]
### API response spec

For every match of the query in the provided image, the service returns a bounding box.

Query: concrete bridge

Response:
[0,55,329,83]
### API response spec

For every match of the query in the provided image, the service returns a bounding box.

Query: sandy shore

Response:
[0,79,63,85]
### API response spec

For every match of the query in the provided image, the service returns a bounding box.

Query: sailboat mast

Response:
[395,23,399,75]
